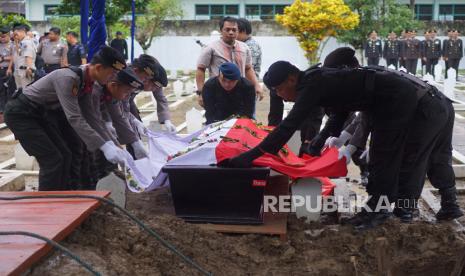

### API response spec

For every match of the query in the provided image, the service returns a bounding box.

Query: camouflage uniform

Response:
[244,37,262,79]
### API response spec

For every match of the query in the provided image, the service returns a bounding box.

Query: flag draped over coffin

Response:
[123,118,347,194]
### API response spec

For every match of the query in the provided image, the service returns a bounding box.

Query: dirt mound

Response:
[28,201,465,276]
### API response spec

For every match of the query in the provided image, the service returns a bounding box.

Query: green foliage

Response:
[50,16,80,37]
[0,14,31,29]
[338,0,423,50]
[135,0,183,52]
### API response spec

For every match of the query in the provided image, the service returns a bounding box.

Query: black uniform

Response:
[423,38,442,76]
[364,39,382,66]
[251,67,456,209]
[443,38,463,79]
[403,38,421,74]
[203,77,255,124]
[383,39,400,69]
[67,43,87,66]
[398,37,406,68]
[110,38,128,60]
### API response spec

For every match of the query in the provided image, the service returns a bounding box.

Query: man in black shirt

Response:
[66,31,87,66]
[110,31,128,61]
[222,52,461,229]
[202,62,255,124]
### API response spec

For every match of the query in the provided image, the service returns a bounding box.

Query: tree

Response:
[275,0,359,64]
[50,16,81,37]
[0,14,31,29]
[338,0,423,63]
[135,0,183,53]
[56,0,148,41]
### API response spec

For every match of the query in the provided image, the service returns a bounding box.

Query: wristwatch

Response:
[195,90,202,96]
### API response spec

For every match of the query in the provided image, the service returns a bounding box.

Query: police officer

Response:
[0,26,12,113]
[403,30,421,75]
[8,24,36,89]
[223,50,461,229]
[66,31,87,66]
[383,31,400,69]
[37,27,68,73]
[423,29,442,76]
[398,29,407,69]
[443,29,463,80]
[4,46,127,191]
[364,31,382,66]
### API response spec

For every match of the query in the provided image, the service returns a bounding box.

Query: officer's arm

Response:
[80,45,87,65]
[106,100,138,145]
[36,41,42,55]
[243,83,256,119]
[308,111,350,155]
[61,44,69,67]
[152,87,170,123]
[268,87,284,126]
[53,76,107,151]
[348,112,370,149]
[202,81,216,125]
[257,84,320,155]
[196,46,213,93]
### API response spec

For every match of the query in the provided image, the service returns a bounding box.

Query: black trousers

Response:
[399,58,406,69]
[0,68,7,112]
[405,59,418,75]
[44,64,61,74]
[445,58,461,79]
[366,90,455,204]
[367,57,380,66]
[386,58,398,69]
[425,58,439,76]
[4,95,78,191]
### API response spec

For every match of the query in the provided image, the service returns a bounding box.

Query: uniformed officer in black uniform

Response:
[364,31,382,66]
[403,30,421,75]
[383,31,400,69]
[66,31,87,66]
[423,29,442,76]
[398,29,407,69]
[223,49,461,229]
[443,29,463,80]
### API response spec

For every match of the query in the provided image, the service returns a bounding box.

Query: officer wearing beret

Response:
[383,31,401,69]
[4,46,127,191]
[402,30,421,74]
[223,50,461,229]
[202,62,255,124]
[443,29,463,80]
[8,24,36,89]
[423,29,442,76]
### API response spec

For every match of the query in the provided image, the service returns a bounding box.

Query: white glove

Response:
[132,118,147,136]
[100,141,131,166]
[105,122,117,139]
[131,140,148,160]
[338,144,357,165]
[325,131,352,149]
[360,148,370,163]
[163,120,177,133]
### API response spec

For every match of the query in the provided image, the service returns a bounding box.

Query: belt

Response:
[44,64,60,67]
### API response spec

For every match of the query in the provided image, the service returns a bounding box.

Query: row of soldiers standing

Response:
[365,29,463,78]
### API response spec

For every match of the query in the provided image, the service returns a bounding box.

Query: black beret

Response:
[0,26,10,35]
[94,46,126,70]
[134,54,168,87]
[263,61,300,88]
[116,68,144,90]
[323,47,359,68]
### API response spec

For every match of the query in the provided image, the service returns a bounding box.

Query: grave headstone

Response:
[173,80,184,100]
[186,107,203,133]
[434,64,443,82]
[96,172,127,208]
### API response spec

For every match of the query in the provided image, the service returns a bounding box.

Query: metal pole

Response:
[80,0,89,46]
[131,0,135,62]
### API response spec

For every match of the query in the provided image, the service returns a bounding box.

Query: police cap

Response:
[93,46,126,71]
[323,47,359,68]
[116,68,144,90]
[0,26,10,35]
[263,61,300,88]
[13,24,30,32]
[219,62,240,80]
[133,54,168,87]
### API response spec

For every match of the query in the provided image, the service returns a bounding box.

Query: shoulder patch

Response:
[72,81,79,96]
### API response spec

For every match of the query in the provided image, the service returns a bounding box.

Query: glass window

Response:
[210,5,224,15]
[456,5,465,15]
[225,5,239,15]
[195,5,209,15]
[439,5,453,15]
[44,5,59,15]
[246,5,260,16]
[260,5,274,19]
[415,4,433,20]
[275,5,286,15]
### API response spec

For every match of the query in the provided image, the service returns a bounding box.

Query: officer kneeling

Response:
[223,49,462,229]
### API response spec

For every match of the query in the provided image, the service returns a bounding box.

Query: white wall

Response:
[128,35,465,76]
[26,0,61,21]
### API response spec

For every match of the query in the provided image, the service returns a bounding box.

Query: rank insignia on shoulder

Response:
[72,81,79,96]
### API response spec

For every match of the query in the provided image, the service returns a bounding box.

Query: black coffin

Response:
[162,165,270,225]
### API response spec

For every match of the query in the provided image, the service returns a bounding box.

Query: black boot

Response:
[436,187,464,221]
[393,199,418,223]
[355,209,392,231]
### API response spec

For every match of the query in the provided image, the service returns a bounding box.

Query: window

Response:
[439,4,465,21]
[245,4,289,20]
[194,4,239,20]
[44,5,59,16]
[414,4,433,20]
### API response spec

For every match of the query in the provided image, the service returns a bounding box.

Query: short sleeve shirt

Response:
[197,39,252,77]
[12,37,36,70]
[37,39,68,65]
[0,42,12,68]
